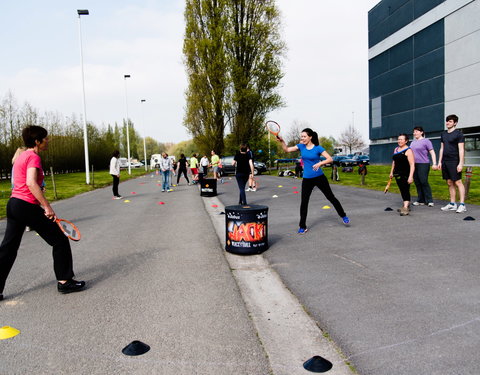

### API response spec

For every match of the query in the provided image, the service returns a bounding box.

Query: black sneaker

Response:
[57,279,86,294]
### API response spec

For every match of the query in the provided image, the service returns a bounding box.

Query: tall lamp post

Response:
[141,99,147,171]
[124,74,131,175]
[77,9,90,184]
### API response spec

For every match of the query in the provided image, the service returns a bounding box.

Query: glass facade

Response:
[368,1,447,163]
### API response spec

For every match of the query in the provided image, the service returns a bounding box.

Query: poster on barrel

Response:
[225,205,268,255]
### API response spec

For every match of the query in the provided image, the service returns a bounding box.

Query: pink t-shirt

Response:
[11,149,44,205]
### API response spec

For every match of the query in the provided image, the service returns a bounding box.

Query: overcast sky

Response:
[0,0,380,145]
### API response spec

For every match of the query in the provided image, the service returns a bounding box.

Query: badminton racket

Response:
[384,177,392,194]
[55,217,81,241]
[265,120,281,139]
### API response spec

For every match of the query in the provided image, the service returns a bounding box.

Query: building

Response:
[368,0,480,165]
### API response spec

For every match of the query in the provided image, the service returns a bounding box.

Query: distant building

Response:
[368,0,480,165]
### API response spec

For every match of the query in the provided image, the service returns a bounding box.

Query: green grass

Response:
[273,164,480,205]
[329,165,479,205]
[0,169,149,218]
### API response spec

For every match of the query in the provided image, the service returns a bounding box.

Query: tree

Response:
[183,0,230,156]
[227,0,286,146]
[183,0,286,154]
[338,124,365,154]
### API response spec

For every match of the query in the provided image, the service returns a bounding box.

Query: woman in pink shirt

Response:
[0,126,85,301]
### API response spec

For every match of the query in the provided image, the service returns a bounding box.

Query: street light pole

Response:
[77,9,90,184]
[124,74,131,175]
[141,99,147,171]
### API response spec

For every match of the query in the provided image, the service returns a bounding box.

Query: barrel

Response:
[225,205,268,255]
[200,178,217,197]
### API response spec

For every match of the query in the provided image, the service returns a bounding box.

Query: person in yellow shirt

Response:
[190,153,199,183]
[210,150,222,183]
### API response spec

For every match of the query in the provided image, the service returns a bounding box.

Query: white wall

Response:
[444,0,480,129]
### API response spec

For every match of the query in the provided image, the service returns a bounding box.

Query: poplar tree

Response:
[183,0,285,154]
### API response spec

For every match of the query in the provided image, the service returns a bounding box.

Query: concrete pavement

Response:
[0,175,270,374]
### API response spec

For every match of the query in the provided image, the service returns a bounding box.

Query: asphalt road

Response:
[0,175,270,375]
[216,173,480,375]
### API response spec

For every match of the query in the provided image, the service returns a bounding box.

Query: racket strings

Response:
[59,221,80,240]
[266,122,280,133]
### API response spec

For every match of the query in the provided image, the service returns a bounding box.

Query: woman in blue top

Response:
[278,128,349,234]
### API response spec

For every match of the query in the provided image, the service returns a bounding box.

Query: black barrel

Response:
[200,178,217,197]
[225,205,268,255]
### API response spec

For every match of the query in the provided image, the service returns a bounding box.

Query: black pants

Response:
[0,198,75,294]
[395,175,411,202]
[300,175,346,229]
[111,174,120,197]
[176,168,189,184]
[413,163,432,203]
[236,173,249,205]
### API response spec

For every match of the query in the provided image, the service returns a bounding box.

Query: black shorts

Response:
[442,161,462,181]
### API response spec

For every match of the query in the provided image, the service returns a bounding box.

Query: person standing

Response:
[438,114,467,213]
[160,152,173,192]
[0,125,85,301]
[210,150,222,183]
[109,150,122,199]
[389,134,415,216]
[232,144,255,205]
[190,153,199,184]
[277,128,350,234]
[410,127,437,207]
[176,153,190,185]
[200,154,209,177]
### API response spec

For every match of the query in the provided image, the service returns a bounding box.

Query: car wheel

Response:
[253,168,258,175]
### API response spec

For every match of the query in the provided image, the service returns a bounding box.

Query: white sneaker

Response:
[456,204,467,213]
[412,202,424,206]
[246,188,251,192]
[427,202,435,207]
[252,188,257,192]
[441,203,457,211]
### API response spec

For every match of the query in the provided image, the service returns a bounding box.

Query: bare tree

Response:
[285,120,310,146]
[339,124,365,154]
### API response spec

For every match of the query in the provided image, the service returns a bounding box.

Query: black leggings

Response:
[395,175,411,202]
[300,174,346,229]
[111,174,120,197]
[176,168,189,184]
[0,198,75,294]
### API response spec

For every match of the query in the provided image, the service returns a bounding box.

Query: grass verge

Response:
[0,169,149,218]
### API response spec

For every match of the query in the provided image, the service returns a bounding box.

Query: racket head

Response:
[56,219,81,241]
[265,120,280,136]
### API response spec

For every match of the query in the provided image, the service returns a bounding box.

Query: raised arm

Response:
[276,136,298,153]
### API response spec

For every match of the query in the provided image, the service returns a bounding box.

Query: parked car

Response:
[130,161,144,168]
[219,155,267,176]
[341,155,370,167]
[119,157,129,168]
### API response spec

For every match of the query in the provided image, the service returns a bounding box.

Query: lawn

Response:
[0,169,149,218]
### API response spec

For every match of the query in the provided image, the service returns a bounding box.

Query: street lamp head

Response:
[77,9,89,15]
[124,74,131,79]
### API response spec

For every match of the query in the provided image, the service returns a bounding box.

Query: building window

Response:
[372,96,382,128]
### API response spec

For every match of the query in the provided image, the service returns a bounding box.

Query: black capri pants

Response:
[394,175,411,202]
